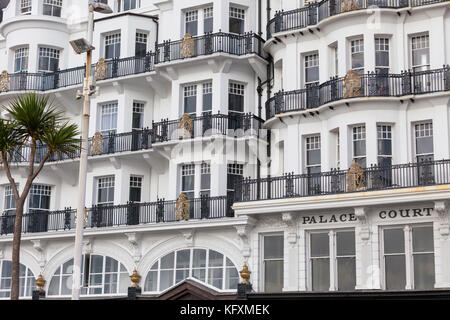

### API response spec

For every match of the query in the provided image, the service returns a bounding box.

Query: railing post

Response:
[444,65,450,91]
[200,194,209,219]
[112,58,119,78]
[108,133,115,154]
[64,207,72,230]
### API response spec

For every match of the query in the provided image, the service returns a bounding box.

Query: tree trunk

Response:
[10,200,25,300]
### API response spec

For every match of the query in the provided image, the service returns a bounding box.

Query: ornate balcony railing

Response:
[7,128,154,163]
[0,195,233,235]
[235,159,450,202]
[267,0,447,38]
[155,32,268,64]
[152,113,263,143]
[0,53,156,93]
[266,66,450,119]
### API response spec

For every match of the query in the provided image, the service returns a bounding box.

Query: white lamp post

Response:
[70,0,112,300]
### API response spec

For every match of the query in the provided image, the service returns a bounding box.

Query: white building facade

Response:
[0,0,449,299]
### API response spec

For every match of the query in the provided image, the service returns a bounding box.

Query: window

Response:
[227,163,243,196]
[263,235,283,292]
[334,45,339,76]
[129,176,142,202]
[181,164,195,201]
[229,82,245,130]
[118,0,140,12]
[411,34,430,72]
[132,102,144,130]
[309,230,356,291]
[4,185,16,216]
[336,131,340,168]
[377,125,392,167]
[144,248,239,292]
[97,177,115,206]
[38,47,60,72]
[183,85,197,116]
[351,38,364,75]
[43,0,62,17]
[382,225,435,290]
[135,32,147,57]
[28,185,51,213]
[105,33,121,59]
[352,125,366,168]
[375,37,389,74]
[20,0,32,14]
[48,255,128,297]
[200,163,211,198]
[204,7,213,33]
[202,82,212,114]
[185,10,198,36]
[305,53,319,85]
[0,260,35,299]
[100,103,118,135]
[415,122,433,162]
[14,47,28,72]
[229,7,245,34]
[306,135,321,174]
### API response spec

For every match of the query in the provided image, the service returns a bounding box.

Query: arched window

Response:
[48,255,129,297]
[144,248,239,293]
[0,260,36,299]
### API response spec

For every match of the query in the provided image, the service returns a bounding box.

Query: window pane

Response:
[176,250,190,269]
[90,255,104,274]
[184,96,196,114]
[310,233,329,257]
[208,268,223,289]
[353,140,366,157]
[416,137,434,155]
[264,260,283,292]
[337,257,356,291]
[160,252,174,269]
[412,226,434,253]
[145,271,157,291]
[208,250,224,268]
[413,253,435,290]
[229,18,243,34]
[192,249,206,268]
[226,267,239,290]
[160,270,174,291]
[312,258,329,291]
[385,255,406,290]
[336,231,355,256]
[384,228,405,254]
[378,140,392,156]
[264,235,284,259]
[204,18,213,34]
[307,149,321,166]
[192,268,206,282]
[176,269,189,283]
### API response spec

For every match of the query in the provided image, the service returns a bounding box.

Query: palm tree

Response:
[0,93,80,300]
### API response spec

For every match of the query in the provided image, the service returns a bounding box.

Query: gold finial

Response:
[130,269,141,288]
[239,264,251,285]
[36,273,46,291]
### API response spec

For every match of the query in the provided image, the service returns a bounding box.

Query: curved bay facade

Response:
[0,0,449,299]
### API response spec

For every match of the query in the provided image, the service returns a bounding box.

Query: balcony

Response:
[235,159,450,202]
[155,32,268,64]
[0,53,156,94]
[266,66,450,119]
[152,113,263,143]
[7,128,154,164]
[267,0,448,39]
[0,195,234,235]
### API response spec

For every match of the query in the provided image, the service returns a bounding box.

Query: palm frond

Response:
[0,119,25,162]
[42,121,81,157]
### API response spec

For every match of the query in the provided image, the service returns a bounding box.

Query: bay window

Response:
[382,225,435,290]
[229,7,245,34]
[351,38,364,75]
[352,125,366,168]
[20,0,32,14]
[309,230,356,291]
[14,47,28,73]
[38,47,60,72]
[43,0,62,17]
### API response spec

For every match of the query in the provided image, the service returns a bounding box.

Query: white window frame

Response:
[352,125,366,166]
[104,33,121,60]
[143,248,239,293]
[96,176,115,206]
[260,233,284,293]
[20,0,32,15]
[375,37,390,73]
[43,0,62,17]
[229,6,245,34]
[38,47,60,73]
[0,260,35,299]
[117,0,140,12]
[377,124,393,163]
[14,47,29,73]
[306,228,356,292]
[380,223,435,290]
[99,102,118,135]
[304,53,319,86]
[305,134,321,174]
[410,34,430,72]
[350,38,364,74]
[414,121,433,161]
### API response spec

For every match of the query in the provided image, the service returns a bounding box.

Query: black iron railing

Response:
[3,53,156,93]
[0,195,233,235]
[152,113,263,143]
[7,128,154,163]
[267,0,446,38]
[266,66,450,119]
[156,32,268,63]
[235,159,450,202]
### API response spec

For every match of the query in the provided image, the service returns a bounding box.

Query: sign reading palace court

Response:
[302,208,434,224]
